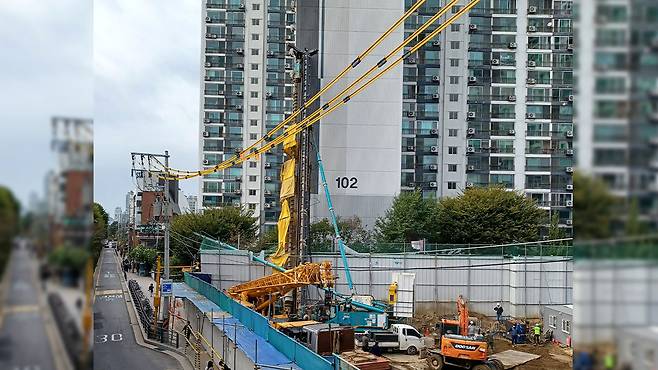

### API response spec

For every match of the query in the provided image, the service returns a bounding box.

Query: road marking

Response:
[96,289,123,296]
[4,305,39,314]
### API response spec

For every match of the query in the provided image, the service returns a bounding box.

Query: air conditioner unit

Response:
[565,166,574,173]
[527,78,537,84]
[566,201,573,207]
[236,105,243,111]
[264,203,271,209]
[267,51,275,57]
[234,189,242,194]
[430,146,439,153]
[566,130,574,138]
[407,182,415,187]
[491,58,500,65]
[429,164,439,170]
[432,40,440,46]
[236,48,244,54]
[407,111,416,117]
[468,76,478,83]
[432,94,440,99]
[508,42,517,49]
[469,24,478,31]
[566,149,574,156]
[204,76,211,81]
[204,62,212,67]
[205,16,212,22]
[203,118,211,123]
[407,145,416,151]
[203,159,210,165]
[264,162,271,168]
[567,44,574,51]
[467,111,476,119]
[202,131,210,137]
[528,60,537,67]
[528,6,538,13]
[508,95,517,102]
[285,63,292,69]
[205,32,212,38]
[265,92,272,98]
[467,146,476,153]
[566,184,574,191]
[467,165,475,171]
[264,176,272,181]
[566,219,573,226]
[211,34,218,39]
[508,129,516,135]
[236,91,243,97]
[286,34,294,41]
[429,181,438,188]
[430,128,439,135]
[264,190,272,195]
[467,128,476,135]
[527,25,537,32]
[238,3,245,9]
[568,95,574,102]
[234,147,243,153]
[526,112,536,119]
[407,58,417,64]
[465,182,474,188]
[432,75,440,82]
[236,63,243,69]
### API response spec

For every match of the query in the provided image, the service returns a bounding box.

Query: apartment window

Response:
[448,164,457,172]
[449,94,459,102]
[250,119,258,126]
[249,161,257,168]
[252,33,259,40]
[448,129,458,137]
[252,19,260,25]
[448,146,458,154]
[252,4,260,10]
[251,77,259,84]
[248,189,257,196]
[450,58,460,67]
[448,181,457,189]
[549,315,557,328]
[451,5,462,13]
[248,203,257,210]
[249,133,258,140]
[451,24,461,32]
[249,175,257,182]
[449,76,460,84]
[250,91,259,98]
[450,41,460,49]
[561,319,571,334]
[250,105,258,112]
[251,48,259,55]
[449,111,458,119]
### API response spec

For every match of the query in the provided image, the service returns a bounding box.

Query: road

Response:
[93,248,181,370]
[0,244,57,370]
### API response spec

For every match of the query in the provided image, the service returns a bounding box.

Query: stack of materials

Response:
[340,351,391,370]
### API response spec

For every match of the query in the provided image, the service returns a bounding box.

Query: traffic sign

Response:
[161,279,173,297]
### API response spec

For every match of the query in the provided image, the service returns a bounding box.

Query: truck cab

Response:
[390,324,425,355]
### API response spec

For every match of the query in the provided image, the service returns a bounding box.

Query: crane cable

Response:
[159,0,478,180]
[152,0,431,175]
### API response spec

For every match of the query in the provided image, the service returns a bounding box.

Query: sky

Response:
[94,0,202,213]
[0,0,92,208]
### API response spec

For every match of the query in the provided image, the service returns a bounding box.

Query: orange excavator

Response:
[427,295,503,370]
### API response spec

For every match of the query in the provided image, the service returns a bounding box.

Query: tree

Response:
[92,203,109,266]
[170,207,258,264]
[128,245,159,270]
[573,172,616,240]
[107,221,119,240]
[0,186,20,275]
[309,216,372,252]
[436,187,544,244]
[624,197,645,236]
[254,226,278,252]
[374,190,441,243]
[547,212,566,241]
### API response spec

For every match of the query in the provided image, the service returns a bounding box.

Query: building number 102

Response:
[335,177,358,189]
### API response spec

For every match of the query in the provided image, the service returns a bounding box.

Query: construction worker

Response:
[493,303,504,322]
[603,352,615,370]
[467,321,477,337]
[533,323,541,345]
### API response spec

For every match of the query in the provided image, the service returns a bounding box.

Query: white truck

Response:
[355,323,426,355]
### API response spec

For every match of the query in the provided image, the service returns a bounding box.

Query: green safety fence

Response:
[184,273,334,370]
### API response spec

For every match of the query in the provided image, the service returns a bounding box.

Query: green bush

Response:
[128,245,159,268]
[48,245,89,271]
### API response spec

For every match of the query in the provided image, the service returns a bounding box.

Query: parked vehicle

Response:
[355,323,425,355]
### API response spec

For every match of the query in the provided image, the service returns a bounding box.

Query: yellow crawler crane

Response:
[227,261,334,315]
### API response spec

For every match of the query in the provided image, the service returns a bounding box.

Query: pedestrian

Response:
[183,320,192,346]
[361,331,370,352]
[533,323,541,345]
[205,360,214,370]
[494,303,504,322]
[148,282,154,297]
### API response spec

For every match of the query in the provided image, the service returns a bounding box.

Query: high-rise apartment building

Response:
[200,0,574,234]
[199,0,296,230]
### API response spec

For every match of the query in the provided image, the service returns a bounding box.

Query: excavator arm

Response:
[227,261,334,314]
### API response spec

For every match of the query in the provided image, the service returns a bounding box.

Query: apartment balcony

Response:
[489,147,515,154]
[491,7,517,14]
[526,182,551,190]
[526,165,552,172]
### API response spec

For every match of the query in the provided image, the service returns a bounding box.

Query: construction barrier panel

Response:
[184,273,334,370]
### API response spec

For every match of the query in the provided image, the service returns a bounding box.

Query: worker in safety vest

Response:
[603,352,615,370]
[532,323,541,345]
